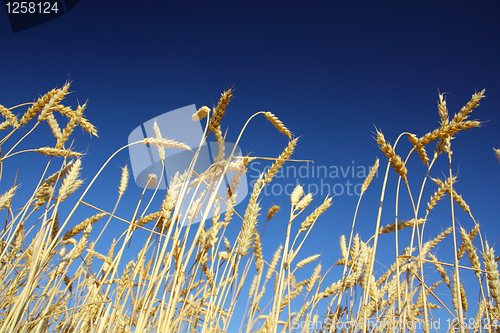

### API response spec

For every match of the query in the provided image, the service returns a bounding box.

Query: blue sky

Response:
[2,0,500,329]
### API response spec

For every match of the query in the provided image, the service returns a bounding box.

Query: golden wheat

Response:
[295,193,312,211]
[253,229,264,274]
[143,137,191,151]
[37,147,83,157]
[0,104,20,129]
[428,253,451,288]
[192,105,210,121]
[0,185,18,211]
[263,112,292,138]
[208,88,232,134]
[266,244,283,282]
[61,212,107,241]
[483,241,500,304]
[408,133,430,165]
[295,254,321,269]
[38,81,71,121]
[20,86,58,125]
[57,101,86,148]
[361,158,379,193]
[264,137,298,184]
[377,218,425,235]
[290,184,304,207]
[494,148,500,164]
[459,227,482,277]
[266,205,280,221]
[375,128,408,179]
[299,196,332,233]
[1,86,497,333]
[451,90,485,125]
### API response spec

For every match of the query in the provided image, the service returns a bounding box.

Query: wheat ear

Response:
[38,81,71,121]
[0,104,20,129]
[263,112,292,138]
[295,254,321,269]
[143,137,191,151]
[375,128,407,180]
[238,174,264,256]
[20,85,59,125]
[428,253,451,288]
[299,196,332,233]
[483,241,500,304]
[377,218,425,235]
[290,184,304,206]
[253,229,263,274]
[307,264,321,293]
[209,89,232,134]
[267,205,280,221]
[58,158,83,202]
[451,89,485,125]
[459,227,481,277]
[0,185,19,211]
[37,147,83,157]
[61,212,107,241]
[494,148,500,164]
[266,244,283,282]
[57,101,86,148]
[264,138,298,184]
[361,158,379,193]
[118,165,129,196]
[192,105,210,121]
[408,133,430,165]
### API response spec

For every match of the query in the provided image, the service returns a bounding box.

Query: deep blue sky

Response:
[2,0,500,328]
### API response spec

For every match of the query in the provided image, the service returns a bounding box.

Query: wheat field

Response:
[0,82,498,332]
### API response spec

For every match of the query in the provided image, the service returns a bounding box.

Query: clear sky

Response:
[1,0,500,330]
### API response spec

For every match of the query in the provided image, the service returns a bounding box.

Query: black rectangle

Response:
[4,1,65,32]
